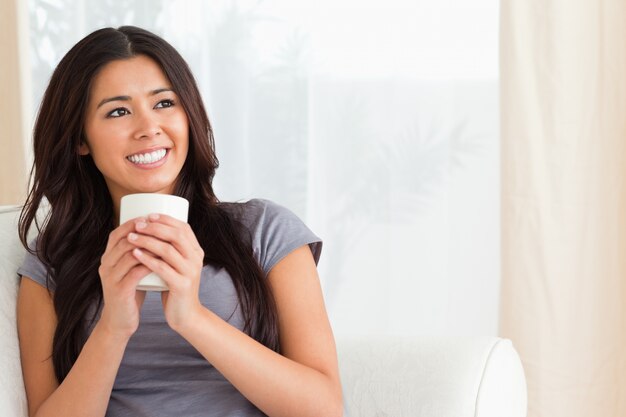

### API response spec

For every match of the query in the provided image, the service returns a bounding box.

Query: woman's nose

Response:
[132,109,162,140]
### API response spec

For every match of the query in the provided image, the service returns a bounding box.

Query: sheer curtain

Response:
[28,0,500,337]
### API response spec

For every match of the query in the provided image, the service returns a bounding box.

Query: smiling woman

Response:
[16,26,342,417]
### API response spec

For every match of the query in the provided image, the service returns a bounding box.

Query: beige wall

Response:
[0,0,31,205]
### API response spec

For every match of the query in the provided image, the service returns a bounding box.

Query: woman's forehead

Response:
[89,55,172,101]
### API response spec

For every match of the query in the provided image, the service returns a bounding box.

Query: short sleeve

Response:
[239,199,322,275]
[17,239,53,290]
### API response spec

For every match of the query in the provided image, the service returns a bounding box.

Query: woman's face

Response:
[82,54,189,215]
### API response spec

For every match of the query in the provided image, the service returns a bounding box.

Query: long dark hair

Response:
[18,26,279,382]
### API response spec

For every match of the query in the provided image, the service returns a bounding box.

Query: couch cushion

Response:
[0,205,29,417]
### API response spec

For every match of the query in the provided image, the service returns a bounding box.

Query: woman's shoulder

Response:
[17,237,52,290]
[219,198,322,274]
[220,198,296,230]
[229,198,285,213]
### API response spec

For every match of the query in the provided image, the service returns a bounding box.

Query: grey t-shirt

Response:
[17,199,322,417]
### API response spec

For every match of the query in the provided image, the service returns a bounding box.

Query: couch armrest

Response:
[337,336,527,417]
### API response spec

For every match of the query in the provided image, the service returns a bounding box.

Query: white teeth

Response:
[127,149,167,165]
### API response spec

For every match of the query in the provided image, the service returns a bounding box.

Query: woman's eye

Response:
[155,99,175,109]
[107,108,130,118]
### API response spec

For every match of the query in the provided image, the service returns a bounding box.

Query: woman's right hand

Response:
[97,218,150,339]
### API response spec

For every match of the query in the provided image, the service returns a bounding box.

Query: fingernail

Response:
[136,221,147,229]
[133,248,142,256]
[149,213,160,220]
[128,232,138,241]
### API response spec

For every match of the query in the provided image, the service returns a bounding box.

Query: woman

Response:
[17,26,342,417]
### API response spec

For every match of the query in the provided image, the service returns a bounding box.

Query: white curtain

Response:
[28,0,500,338]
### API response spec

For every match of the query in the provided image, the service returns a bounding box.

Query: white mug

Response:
[119,193,189,291]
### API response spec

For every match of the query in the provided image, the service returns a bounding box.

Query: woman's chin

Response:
[130,182,177,195]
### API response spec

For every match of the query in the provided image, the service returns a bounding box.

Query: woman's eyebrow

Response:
[97,95,130,109]
[96,88,173,109]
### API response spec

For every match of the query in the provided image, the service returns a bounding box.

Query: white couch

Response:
[0,205,527,417]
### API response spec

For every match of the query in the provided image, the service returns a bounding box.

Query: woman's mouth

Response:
[126,148,168,164]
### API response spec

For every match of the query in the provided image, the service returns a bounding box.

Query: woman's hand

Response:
[98,218,150,339]
[126,214,205,332]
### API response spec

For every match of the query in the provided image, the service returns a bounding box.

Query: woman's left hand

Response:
[127,213,205,332]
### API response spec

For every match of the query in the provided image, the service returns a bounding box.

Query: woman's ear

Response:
[79,142,90,155]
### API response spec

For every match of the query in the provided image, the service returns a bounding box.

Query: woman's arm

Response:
[17,278,128,417]
[173,245,343,417]
[18,218,150,417]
